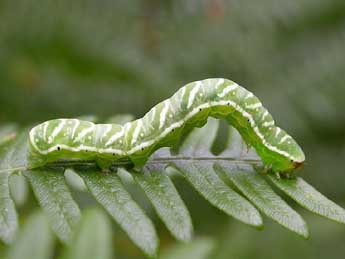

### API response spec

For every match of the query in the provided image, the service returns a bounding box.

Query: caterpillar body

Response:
[29,78,305,173]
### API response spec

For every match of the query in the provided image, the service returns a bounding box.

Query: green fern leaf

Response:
[24,168,81,243]
[63,208,113,259]
[160,237,215,259]
[0,172,17,244]
[5,210,54,259]
[216,163,309,238]
[0,130,29,243]
[132,166,193,242]
[9,174,29,207]
[77,169,159,258]
[0,125,17,147]
[269,176,345,224]
[171,162,263,227]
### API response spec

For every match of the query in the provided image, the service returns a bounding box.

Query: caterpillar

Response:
[28,78,305,173]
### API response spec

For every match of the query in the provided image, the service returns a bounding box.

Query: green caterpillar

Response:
[29,78,305,173]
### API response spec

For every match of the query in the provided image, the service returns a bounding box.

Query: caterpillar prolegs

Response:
[29,78,305,173]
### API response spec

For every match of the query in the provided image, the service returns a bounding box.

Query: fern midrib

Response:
[47,156,262,167]
[0,156,262,174]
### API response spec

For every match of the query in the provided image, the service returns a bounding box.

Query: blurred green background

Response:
[1,0,345,258]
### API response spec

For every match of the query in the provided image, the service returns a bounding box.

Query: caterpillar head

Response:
[270,133,305,173]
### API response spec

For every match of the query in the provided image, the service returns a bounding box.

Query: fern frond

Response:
[0,117,345,257]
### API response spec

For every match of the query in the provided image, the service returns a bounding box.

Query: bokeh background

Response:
[1,0,345,258]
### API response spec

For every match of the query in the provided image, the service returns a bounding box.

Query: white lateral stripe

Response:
[31,86,298,161]
[125,100,296,161]
[97,148,125,155]
[73,126,95,143]
[127,102,210,154]
[187,81,201,108]
[217,83,238,98]
[159,101,170,129]
[32,140,125,155]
